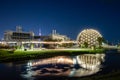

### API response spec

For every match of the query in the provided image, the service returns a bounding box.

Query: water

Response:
[0,53,120,80]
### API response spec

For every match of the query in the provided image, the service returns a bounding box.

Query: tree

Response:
[83,42,88,48]
[97,37,105,48]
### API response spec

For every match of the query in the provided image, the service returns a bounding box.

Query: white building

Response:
[4,26,34,41]
[50,30,70,41]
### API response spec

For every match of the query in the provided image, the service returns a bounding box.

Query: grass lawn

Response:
[0,48,105,63]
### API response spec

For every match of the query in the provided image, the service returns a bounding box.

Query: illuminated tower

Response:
[39,28,41,36]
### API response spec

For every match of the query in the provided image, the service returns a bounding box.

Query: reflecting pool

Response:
[0,53,120,80]
[21,54,105,79]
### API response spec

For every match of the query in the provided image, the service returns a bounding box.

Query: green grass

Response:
[0,49,105,63]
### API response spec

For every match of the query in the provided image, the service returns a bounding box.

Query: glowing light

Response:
[57,58,64,63]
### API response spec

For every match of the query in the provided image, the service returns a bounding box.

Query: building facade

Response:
[4,26,34,41]
[50,30,70,41]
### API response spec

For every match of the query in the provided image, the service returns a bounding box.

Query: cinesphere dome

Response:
[77,29,102,47]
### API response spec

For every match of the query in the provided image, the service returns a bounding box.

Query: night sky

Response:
[0,0,120,43]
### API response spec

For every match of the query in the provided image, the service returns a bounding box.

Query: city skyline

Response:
[0,0,120,43]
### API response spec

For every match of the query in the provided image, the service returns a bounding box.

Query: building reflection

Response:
[77,54,105,70]
[72,54,105,77]
[21,54,105,79]
[31,56,73,66]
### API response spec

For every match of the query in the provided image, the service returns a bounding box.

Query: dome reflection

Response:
[77,54,105,70]
[21,54,105,79]
[72,54,105,77]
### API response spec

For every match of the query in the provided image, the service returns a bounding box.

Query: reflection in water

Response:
[32,56,73,66]
[21,54,105,79]
[77,54,105,70]
[72,54,105,77]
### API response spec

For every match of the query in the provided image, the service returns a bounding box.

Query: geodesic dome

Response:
[77,29,102,47]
